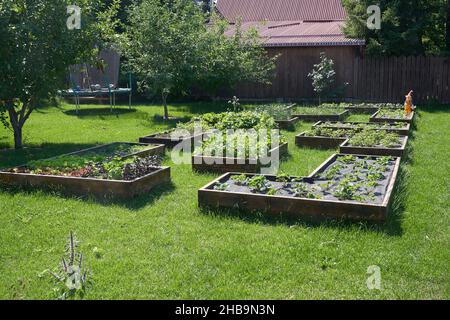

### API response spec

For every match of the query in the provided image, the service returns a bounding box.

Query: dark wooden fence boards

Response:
[351,56,450,104]
[234,50,450,104]
[69,49,120,89]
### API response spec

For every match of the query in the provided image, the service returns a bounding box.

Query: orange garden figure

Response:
[404,90,414,115]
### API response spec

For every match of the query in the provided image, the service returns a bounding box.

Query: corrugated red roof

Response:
[224,21,365,47]
[216,0,347,22]
[216,0,364,47]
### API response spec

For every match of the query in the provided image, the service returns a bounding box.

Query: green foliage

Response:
[348,130,402,148]
[248,176,271,194]
[254,104,293,121]
[275,172,291,183]
[332,177,362,201]
[12,144,161,181]
[376,109,408,119]
[197,17,278,95]
[341,0,448,55]
[305,127,356,138]
[26,143,153,172]
[290,182,319,199]
[0,0,119,148]
[228,96,241,113]
[184,110,277,132]
[213,182,229,191]
[197,130,283,159]
[231,174,249,186]
[0,103,448,299]
[295,106,342,115]
[123,0,277,115]
[308,53,336,102]
[123,0,205,106]
[318,121,406,130]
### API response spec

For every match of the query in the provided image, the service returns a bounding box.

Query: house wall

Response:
[234,46,363,101]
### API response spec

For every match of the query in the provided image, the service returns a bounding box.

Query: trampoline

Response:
[58,50,133,113]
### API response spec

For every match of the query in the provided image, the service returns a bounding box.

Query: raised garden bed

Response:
[340,136,408,157]
[251,103,298,130]
[192,142,288,173]
[313,121,411,136]
[0,143,170,199]
[139,129,218,150]
[343,103,403,114]
[275,117,299,130]
[339,131,408,157]
[295,132,347,149]
[139,129,207,149]
[370,109,415,124]
[198,154,401,223]
[293,107,349,122]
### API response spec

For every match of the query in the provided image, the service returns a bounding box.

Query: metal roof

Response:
[216,0,348,22]
[223,20,365,47]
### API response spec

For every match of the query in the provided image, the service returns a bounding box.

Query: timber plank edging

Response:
[192,142,289,173]
[339,136,409,157]
[369,110,415,124]
[313,121,411,136]
[292,110,349,122]
[295,132,347,149]
[198,154,402,223]
[139,130,209,149]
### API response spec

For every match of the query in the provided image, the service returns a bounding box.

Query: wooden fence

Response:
[234,54,450,104]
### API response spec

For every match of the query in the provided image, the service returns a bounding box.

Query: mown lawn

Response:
[0,102,449,299]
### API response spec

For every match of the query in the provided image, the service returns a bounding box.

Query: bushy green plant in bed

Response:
[348,130,402,148]
[319,121,406,129]
[195,131,286,158]
[294,106,343,115]
[8,143,162,180]
[178,111,277,132]
[304,127,356,138]
[376,109,409,119]
[254,104,293,121]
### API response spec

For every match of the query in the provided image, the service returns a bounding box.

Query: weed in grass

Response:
[48,232,90,300]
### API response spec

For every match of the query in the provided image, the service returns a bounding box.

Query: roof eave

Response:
[263,40,366,47]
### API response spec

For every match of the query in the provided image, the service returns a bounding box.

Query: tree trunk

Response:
[446,0,450,51]
[7,102,31,150]
[13,124,23,149]
[162,92,169,120]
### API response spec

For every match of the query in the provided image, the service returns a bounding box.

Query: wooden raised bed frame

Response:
[312,121,411,136]
[292,110,349,122]
[295,132,347,149]
[198,154,401,223]
[192,142,288,173]
[275,117,299,130]
[339,136,408,157]
[370,110,415,124]
[139,129,207,149]
[0,143,170,199]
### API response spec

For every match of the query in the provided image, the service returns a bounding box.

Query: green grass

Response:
[0,102,449,299]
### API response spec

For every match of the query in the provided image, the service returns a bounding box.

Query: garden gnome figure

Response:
[404,90,413,115]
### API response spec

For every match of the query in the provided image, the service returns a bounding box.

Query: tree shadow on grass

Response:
[174,102,230,115]
[199,202,404,237]
[64,107,137,118]
[149,114,192,129]
[0,143,98,169]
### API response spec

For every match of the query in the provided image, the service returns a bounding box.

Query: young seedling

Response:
[231,174,249,186]
[214,182,230,191]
